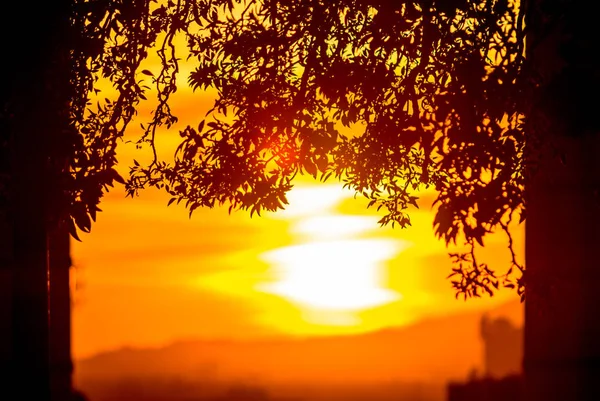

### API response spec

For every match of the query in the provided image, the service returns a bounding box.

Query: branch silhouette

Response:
[66,0,595,300]
[67,0,535,299]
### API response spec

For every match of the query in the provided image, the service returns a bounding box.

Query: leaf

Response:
[68,218,82,242]
[315,155,328,172]
[89,206,97,222]
[188,203,198,218]
[321,171,333,182]
[475,234,484,247]
[303,159,317,177]
[75,212,92,233]
[110,168,126,184]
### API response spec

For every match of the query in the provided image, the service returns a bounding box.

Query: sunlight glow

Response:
[258,240,406,311]
[272,184,355,218]
[291,215,379,240]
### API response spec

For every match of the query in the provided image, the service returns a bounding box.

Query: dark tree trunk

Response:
[524,1,600,400]
[525,134,600,401]
[49,227,73,401]
[1,1,73,400]
[9,185,50,400]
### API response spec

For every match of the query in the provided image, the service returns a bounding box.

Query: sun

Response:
[259,239,404,311]
[257,182,408,314]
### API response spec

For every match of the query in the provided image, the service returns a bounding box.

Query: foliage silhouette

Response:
[68,0,543,300]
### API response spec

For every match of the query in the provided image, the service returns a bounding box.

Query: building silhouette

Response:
[447,315,524,401]
[480,315,523,379]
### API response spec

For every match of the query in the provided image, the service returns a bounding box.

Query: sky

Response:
[70,39,524,360]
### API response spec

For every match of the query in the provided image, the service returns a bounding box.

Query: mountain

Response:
[75,300,522,401]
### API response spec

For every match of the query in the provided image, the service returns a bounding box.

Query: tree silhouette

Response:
[74,0,531,296]
[1,0,598,400]
[1,1,75,400]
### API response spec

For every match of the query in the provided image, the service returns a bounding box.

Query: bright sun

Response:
[259,239,403,310]
[258,183,407,314]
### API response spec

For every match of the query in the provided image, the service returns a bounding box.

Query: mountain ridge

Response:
[75,299,523,387]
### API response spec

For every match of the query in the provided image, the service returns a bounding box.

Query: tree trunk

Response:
[525,134,600,401]
[0,168,13,391]
[524,1,600,400]
[9,183,50,400]
[1,1,73,400]
[49,227,73,401]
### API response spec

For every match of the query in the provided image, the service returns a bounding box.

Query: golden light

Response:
[258,239,406,311]
[271,184,354,218]
[253,182,411,319]
[291,215,379,241]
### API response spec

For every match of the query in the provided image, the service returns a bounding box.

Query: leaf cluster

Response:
[67,0,543,299]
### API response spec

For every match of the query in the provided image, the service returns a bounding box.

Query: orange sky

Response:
[71,40,524,360]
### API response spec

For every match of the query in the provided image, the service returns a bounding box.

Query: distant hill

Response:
[75,300,523,396]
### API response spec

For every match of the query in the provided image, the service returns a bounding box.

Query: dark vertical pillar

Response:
[9,84,52,400]
[525,134,600,401]
[524,1,600,400]
[0,188,12,390]
[1,0,73,400]
[49,227,73,401]
[10,193,50,401]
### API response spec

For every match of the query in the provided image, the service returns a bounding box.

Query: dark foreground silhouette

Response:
[447,316,523,401]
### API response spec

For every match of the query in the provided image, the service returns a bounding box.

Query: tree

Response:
[1,1,75,400]
[522,2,600,400]
[1,0,597,400]
[77,0,530,293]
